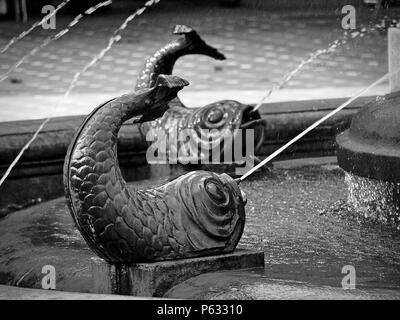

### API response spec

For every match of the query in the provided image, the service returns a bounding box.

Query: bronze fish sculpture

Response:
[136,25,265,167]
[135,24,226,108]
[64,74,246,263]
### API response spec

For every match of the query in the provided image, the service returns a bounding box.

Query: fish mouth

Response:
[173,24,226,61]
[219,174,247,206]
[238,106,266,152]
[201,44,226,61]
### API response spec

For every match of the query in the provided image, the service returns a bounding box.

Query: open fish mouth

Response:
[140,102,266,166]
[187,102,266,162]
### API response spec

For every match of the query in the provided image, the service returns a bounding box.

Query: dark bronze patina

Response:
[136,25,265,166]
[337,91,400,182]
[64,75,246,263]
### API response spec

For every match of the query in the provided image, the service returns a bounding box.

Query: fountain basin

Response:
[1,158,399,298]
[1,95,398,299]
[337,91,400,228]
[164,270,400,300]
[0,96,372,217]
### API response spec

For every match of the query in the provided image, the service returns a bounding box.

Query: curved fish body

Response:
[136,25,265,166]
[135,24,226,108]
[146,100,265,166]
[64,75,246,264]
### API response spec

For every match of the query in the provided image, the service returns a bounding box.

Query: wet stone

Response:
[91,250,264,297]
[165,270,400,300]
[0,163,399,298]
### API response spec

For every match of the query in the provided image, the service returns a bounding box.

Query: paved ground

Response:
[0,2,397,121]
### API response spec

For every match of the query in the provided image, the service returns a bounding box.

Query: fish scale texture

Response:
[136,42,181,92]
[65,97,188,263]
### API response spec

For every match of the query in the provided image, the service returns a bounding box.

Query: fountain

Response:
[0,8,400,299]
[0,1,113,83]
[337,28,400,229]
[0,0,72,54]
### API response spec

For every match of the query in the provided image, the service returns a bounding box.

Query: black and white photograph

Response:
[0,0,399,307]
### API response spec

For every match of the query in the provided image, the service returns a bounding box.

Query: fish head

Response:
[186,101,266,159]
[171,170,246,252]
[135,74,189,123]
[173,24,226,61]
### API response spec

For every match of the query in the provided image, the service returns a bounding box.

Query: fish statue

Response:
[63,74,246,263]
[135,25,266,170]
[135,24,226,108]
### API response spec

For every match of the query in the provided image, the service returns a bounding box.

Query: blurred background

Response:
[0,0,397,19]
[0,0,399,121]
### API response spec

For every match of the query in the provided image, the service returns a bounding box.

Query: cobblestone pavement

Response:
[0,2,397,120]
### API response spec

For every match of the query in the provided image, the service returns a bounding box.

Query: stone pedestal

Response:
[91,249,264,297]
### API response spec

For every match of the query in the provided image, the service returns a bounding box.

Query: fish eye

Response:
[206,108,224,124]
[205,179,228,204]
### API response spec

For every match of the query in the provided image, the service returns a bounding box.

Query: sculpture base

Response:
[91,249,265,297]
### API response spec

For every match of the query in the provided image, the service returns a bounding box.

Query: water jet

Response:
[1,18,400,300]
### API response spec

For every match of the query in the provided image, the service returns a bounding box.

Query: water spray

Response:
[0,0,162,188]
[252,25,380,113]
[240,68,399,181]
[0,1,112,83]
[0,0,72,54]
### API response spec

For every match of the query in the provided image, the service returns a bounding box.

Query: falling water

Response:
[0,0,162,188]
[345,172,400,229]
[0,0,113,83]
[63,0,161,97]
[0,0,72,54]
[240,69,396,181]
[252,23,388,112]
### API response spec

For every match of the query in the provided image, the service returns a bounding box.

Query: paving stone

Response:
[0,5,396,121]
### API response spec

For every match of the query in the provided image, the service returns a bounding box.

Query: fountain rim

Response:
[337,130,400,182]
[336,90,400,183]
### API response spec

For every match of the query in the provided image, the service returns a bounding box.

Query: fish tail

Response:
[173,24,226,61]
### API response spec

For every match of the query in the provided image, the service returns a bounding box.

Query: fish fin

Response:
[172,24,226,61]
[173,24,196,36]
[154,74,190,88]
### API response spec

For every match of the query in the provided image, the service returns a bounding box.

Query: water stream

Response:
[0,0,112,83]
[253,22,390,112]
[0,0,72,54]
[0,0,162,188]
